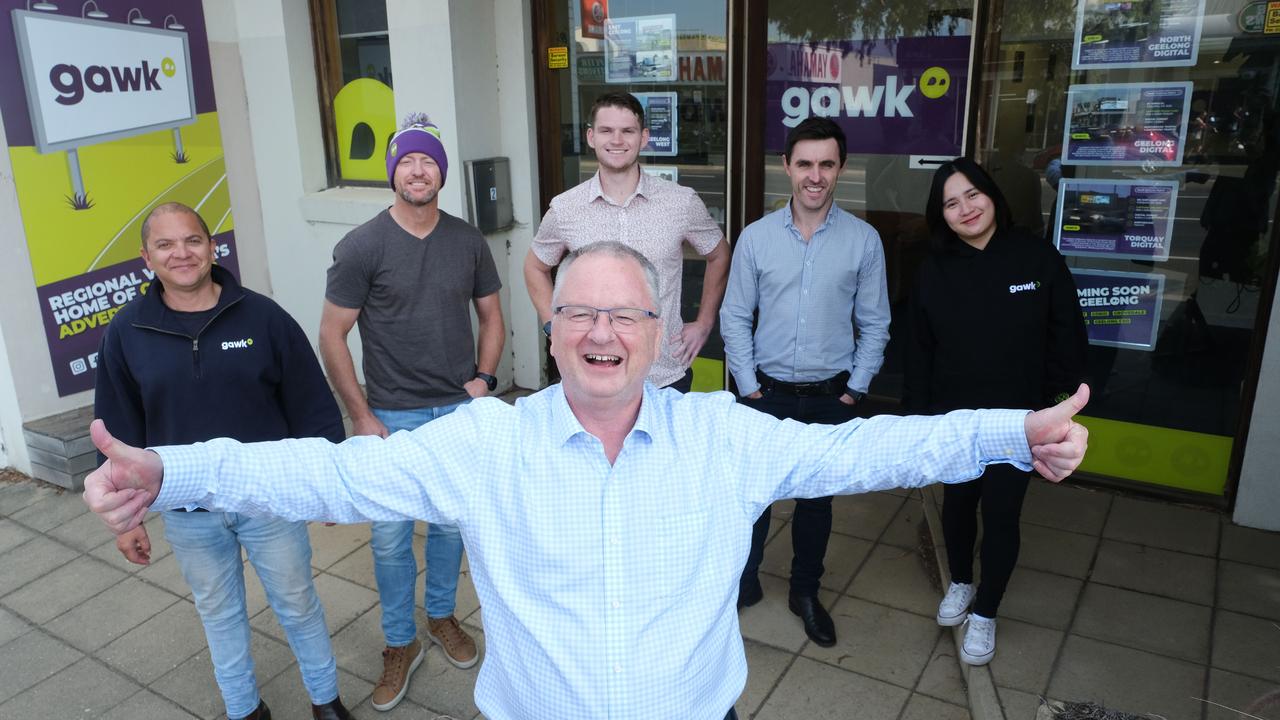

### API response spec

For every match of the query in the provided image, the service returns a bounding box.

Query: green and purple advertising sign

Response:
[2,0,236,396]
[1054,179,1178,261]
[1073,269,1165,350]
[765,36,972,156]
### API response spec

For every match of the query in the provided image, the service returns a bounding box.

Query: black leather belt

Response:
[756,370,850,397]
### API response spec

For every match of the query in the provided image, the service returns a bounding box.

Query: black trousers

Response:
[739,388,859,596]
[941,463,1031,618]
[666,368,695,393]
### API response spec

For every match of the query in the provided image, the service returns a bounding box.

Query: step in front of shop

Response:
[22,405,95,490]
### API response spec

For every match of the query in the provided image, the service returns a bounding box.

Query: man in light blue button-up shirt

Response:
[84,242,1091,720]
[721,118,891,646]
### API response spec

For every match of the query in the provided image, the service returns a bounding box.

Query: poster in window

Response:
[634,92,677,156]
[1062,82,1192,166]
[763,36,972,156]
[1072,0,1205,68]
[1072,269,1165,350]
[581,0,608,39]
[604,14,676,83]
[1054,180,1178,261]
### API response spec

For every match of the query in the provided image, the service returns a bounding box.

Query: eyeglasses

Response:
[553,305,659,332]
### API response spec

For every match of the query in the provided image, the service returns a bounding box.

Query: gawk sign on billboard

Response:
[765,36,971,156]
[13,10,195,152]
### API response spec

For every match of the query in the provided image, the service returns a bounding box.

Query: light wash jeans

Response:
[163,510,338,719]
[371,400,468,646]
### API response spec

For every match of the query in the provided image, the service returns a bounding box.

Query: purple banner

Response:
[1055,180,1178,261]
[765,36,971,156]
[1062,82,1192,166]
[38,234,239,396]
[1072,269,1165,351]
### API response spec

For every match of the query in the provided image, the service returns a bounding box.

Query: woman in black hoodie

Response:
[906,158,1088,665]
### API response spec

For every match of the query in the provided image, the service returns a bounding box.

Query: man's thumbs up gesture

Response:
[82,419,164,534]
[1024,384,1091,482]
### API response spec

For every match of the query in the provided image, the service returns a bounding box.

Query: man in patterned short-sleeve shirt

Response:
[524,91,730,392]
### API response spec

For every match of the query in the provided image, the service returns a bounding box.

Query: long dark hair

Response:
[924,157,1013,250]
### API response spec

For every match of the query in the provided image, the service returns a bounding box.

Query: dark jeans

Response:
[739,387,860,597]
[725,707,738,720]
[941,463,1030,618]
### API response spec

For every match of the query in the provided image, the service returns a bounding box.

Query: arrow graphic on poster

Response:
[910,155,951,169]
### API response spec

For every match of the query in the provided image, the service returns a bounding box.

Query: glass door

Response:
[976,0,1280,496]
[534,0,731,390]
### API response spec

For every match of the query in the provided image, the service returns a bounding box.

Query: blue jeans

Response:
[163,510,338,718]
[371,401,468,646]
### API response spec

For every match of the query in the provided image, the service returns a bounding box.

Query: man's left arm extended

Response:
[724,386,1089,518]
[847,231,891,398]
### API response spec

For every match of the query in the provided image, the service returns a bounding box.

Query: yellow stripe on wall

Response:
[1076,415,1232,495]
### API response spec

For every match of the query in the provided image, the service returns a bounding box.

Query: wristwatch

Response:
[845,389,866,403]
[476,372,497,392]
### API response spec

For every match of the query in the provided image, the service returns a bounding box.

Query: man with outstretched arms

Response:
[88,241,1089,720]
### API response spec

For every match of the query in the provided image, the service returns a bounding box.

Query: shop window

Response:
[310,0,395,186]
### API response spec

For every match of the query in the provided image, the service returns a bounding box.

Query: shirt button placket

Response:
[601,465,627,710]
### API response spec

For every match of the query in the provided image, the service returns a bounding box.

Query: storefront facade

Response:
[0,0,1276,528]
[532,0,1280,522]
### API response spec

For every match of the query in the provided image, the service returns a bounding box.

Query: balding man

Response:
[94,203,352,720]
[86,241,1090,720]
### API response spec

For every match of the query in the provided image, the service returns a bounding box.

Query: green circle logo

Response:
[246,338,254,346]
[161,57,177,78]
[919,67,951,99]
[388,142,398,158]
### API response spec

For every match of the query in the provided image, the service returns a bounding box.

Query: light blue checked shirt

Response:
[721,202,890,396]
[151,383,1032,720]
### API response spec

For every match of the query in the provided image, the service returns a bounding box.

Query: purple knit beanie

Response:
[386,113,449,189]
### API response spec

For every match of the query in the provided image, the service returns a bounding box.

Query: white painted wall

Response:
[0,318,21,470]
[205,0,539,391]
[0,81,61,474]
[1234,287,1280,531]
[0,86,90,472]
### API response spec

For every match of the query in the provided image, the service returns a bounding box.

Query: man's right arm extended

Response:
[84,399,500,534]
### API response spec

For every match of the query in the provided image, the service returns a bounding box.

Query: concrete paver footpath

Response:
[1,471,1277,719]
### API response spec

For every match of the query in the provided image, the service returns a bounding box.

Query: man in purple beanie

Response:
[319,113,504,711]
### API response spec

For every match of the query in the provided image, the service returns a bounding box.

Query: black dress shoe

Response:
[235,700,271,720]
[312,697,354,720]
[312,696,354,720]
[737,575,764,610]
[788,593,836,647]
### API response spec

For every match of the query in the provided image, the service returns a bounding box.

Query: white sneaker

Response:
[961,613,997,665]
[936,582,976,626]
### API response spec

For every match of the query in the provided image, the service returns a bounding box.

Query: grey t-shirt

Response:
[326,209,502,409]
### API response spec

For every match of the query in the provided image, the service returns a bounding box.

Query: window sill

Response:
[298,186,393,226]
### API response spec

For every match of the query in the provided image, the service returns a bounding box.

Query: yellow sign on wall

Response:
[1077,415,1232,495]
[1265,1,1280,33]
[548,46,569,69]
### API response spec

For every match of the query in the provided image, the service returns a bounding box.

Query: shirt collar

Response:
[548,382,657,446]
[782,200,839,235]
[588,170,650,207]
